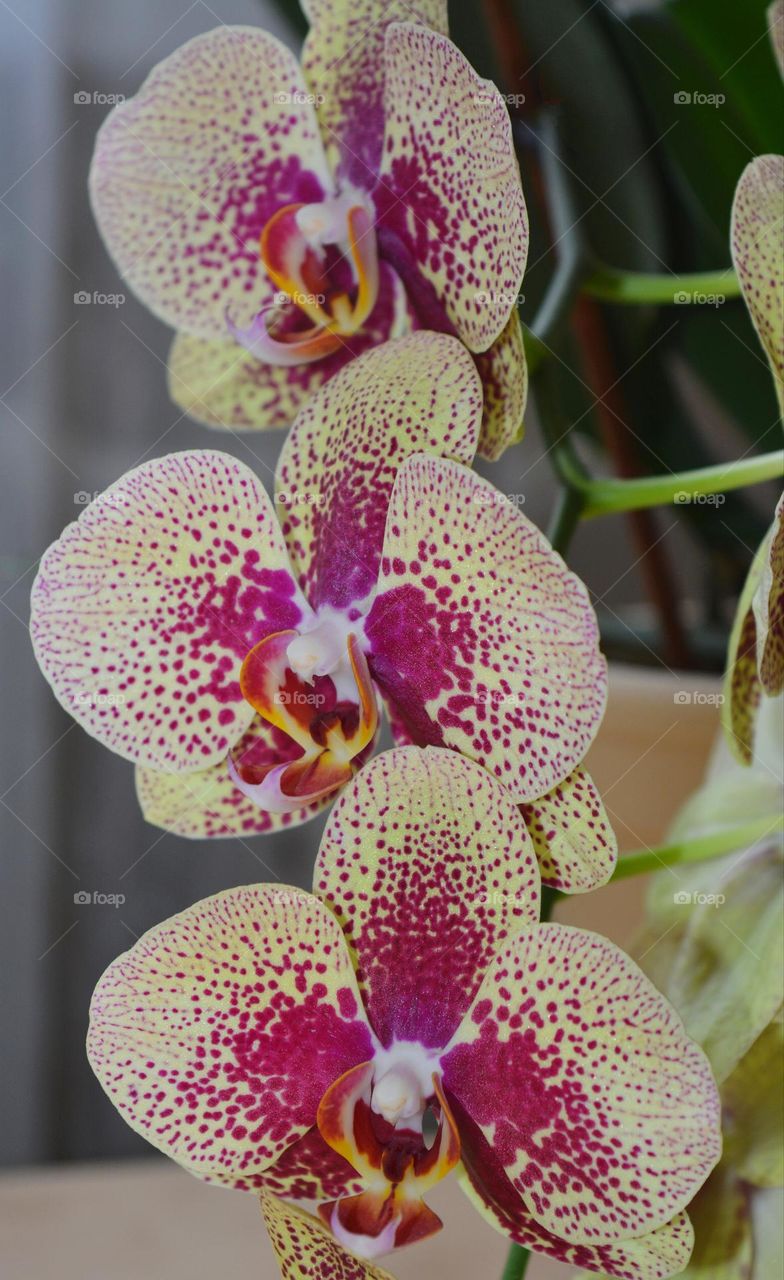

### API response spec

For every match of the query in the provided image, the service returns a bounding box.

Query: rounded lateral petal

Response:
[473,310,528,462]
[260,1190,395,1280]
[276,333,482,611]
[375,24,528,352]
[731,156,784,415]
[136,716,328,838]
[167,261,414,432]
[722,532,768,763]
[301,0,448,187]
[456,1128,695,1280]
[442,923,721,1247]
[314,746,540,1050]
[365,457,607,803]
[31,451,309,772]
[521,767,617,894]
[87,885,374,1181]
[90,27,332,339]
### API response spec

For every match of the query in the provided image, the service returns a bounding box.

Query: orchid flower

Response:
[89,2,528,460]
[31,333,613,893]
[87,747,721,1279]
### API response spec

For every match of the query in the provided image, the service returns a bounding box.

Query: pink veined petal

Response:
[314,745,540,1051]
[374,24,528,352]
[275,332,482,611]
[166,260,414,432]
[30,451,310,772]
[731,155,784,415]
[260,1190,396,1280]
[441,923,721,1247]
[520,766,617,894]
[454,1111,695,1280]
[301,0,449,188]
[135,716,329,838]
[89,27,333,340]
[365,456,607,803]
[473,310,528,462]
[87,885,374,1183]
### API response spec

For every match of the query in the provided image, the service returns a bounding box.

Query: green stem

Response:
[580,450,784,517]
[611,815,784,882]
[501,1244,531,1279]
[584,265,742,305]
[548,486,586,554]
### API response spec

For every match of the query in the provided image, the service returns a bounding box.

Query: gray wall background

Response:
[0,0,701,1168]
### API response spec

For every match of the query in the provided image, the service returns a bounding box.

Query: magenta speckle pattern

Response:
[521,766,617,894]
[375,24,528,352]
[30,451,309,772]
[300,1,449,188]
[366,456,607,803]
[261,1191,395,1278]
[276,333,482,609]
[457,1113,695,1279]
[90,27,332,338]
[731,155,784,402]
[314,747,540,1050]
[136,716,329,839]
[442,923,721,1246]
[87,885,373,1180]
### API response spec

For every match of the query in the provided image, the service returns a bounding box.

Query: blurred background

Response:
[0,0,780,1210]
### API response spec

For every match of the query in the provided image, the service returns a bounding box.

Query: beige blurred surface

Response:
[0,665,722,1279]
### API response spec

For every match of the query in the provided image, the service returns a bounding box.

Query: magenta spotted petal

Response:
[314,747,540,1051]
[135,716,329,839]
[441,923,721,1246]
[276,333,482,610]
[366,456,607,802]
[30,451,309,772]
[90,27,333,339]
[521,767,617,894]
[456,1124,695,1280]
[301,0,449,188]
[731,154,784,415]
[375,24,528,352]
[87,885,374,1182]
[261,1190,395,1279]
